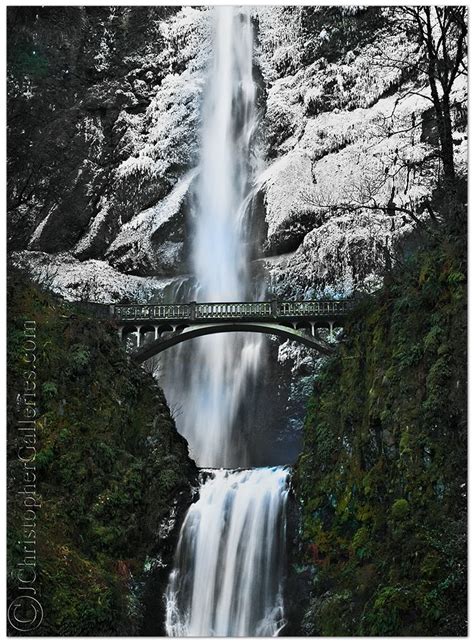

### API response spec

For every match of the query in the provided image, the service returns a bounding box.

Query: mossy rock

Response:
[7,272,197,635]
[391,499,409,520]
[293,230,467,636]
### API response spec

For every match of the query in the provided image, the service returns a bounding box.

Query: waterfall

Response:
[165,467,289,637]
[163,8,289,637]
[162,6,264,468]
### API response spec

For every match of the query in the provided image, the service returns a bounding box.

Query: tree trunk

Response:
[439,95,456,185]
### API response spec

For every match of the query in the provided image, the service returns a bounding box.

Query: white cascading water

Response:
[163,8,289,637]
[165,467,289,637]
[162,6,263,468]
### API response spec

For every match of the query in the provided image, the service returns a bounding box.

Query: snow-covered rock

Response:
[251,9,456,296]
[105,171,196,275]
[11,251,191,304]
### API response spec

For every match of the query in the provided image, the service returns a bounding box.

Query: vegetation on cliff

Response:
[295,219,467,635]
[7,273,197,635]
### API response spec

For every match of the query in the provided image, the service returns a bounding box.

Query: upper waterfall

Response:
[162,6,264,468]
[193,6,256,301]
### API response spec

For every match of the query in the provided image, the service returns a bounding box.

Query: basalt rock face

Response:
[281,486,312,636]
[8,7,467,302]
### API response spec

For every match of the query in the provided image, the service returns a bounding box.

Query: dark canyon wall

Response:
[293,231,467,636]
[7,273,197,635]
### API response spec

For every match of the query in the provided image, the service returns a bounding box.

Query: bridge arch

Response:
[279,321,297,330]
[129,322,334,364]
[140,324,156,343]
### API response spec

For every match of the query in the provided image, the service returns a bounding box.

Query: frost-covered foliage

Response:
[7,6,211,264]
[114,8,211,186]
[160,6,213,73]
[254,7,304,82]
[252,7,466,298]
[115,70,201,180]
[450,77,468,177]
[265,210,409,300]
[73,8,211,267]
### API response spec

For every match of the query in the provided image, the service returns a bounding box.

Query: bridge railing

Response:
[112,300,354,322]
[113,304,192,321]
[279,300,354,316]
[195,302,272,318]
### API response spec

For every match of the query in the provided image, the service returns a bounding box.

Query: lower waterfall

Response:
[165,467,289,637]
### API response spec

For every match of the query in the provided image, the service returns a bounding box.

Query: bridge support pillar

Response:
[136,325,142,347]
[118,326,123,341]
[310,322,315,337]
[329,321,334,341]
[154,326,159,340]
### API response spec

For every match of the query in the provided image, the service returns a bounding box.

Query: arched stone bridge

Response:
[109,299,354,364]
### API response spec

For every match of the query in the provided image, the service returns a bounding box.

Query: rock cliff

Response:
[293,229,467,635]
[7,272,197,635]
[8,7,467,302]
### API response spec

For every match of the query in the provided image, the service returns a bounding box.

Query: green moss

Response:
[352,526,369,549]
[391,499,409,520]
[7,273,197,635]
[294,234,467,636]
